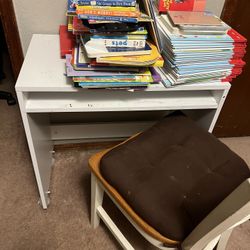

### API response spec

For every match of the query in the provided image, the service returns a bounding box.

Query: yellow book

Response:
[151,58,164,67]
[67,16,73,31]
[97,42,164,67]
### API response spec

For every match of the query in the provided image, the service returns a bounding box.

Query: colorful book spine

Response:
[67,0,77,15]
[77,0,136,6]
[77,9,139,17]
[77,5,137,12]
[67,16,73,31]
[90,38,146,48]
[73,75,153,83]
[76,82,149,88]
[59,25,75,58]
[78,14,138,23]
[91,35,147,40]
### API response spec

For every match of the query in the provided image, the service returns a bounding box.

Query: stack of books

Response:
[156,11,247,87]
[63,0,164,89]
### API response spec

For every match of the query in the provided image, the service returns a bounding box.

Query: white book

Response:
[90,38,146,48]
[84,40,152,58]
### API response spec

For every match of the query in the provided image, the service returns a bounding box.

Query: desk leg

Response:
[17,92,53,209]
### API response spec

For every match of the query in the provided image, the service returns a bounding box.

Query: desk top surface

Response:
[15,34,231,92]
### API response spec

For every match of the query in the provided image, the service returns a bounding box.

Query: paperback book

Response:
[77,0,137,6]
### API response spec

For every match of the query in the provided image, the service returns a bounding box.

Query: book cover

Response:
[73,46,141,71]
[77,5,137,12]
[76,6,140,17]
[84,40,152,58]
[90,38,146,48]
[150,67,162,82]
[73,74,153,83]
[59,25,75,58]
[228,29,247,43]
[67,0,77,15]
[78,14,138,23]
[90,34,147,40]
[167,11,222,26]
[76,82,149,88]
[77,0,136,7]
[97,42,164,66]
[66,54,141,76]
[72,16,89,34]
[156,0,206,14]
[157,19,234,42]
[67,16,73,31]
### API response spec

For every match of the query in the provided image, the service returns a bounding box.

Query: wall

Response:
[206,0,225,16]
[13,0,67,54]
[13,0,226,54]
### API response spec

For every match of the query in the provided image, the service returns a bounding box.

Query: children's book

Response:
[84,40,152,58]
[76,81,149,88]
[159,15,229,36]
[77,7,140,18]
[59,25,75,58]
[73,16,90,34]
[67,0,77,15]
[157,19,234,42]
[77,0,136,7]
[156,0,206,14]
[67,16,73,31]
[73,46,141,71]
[66,54,140,76]
[77,5,137,13]
[90,34,147,40]
[90,38,146,48]
[73,74,153,83]
[167,11,222,26]
[97,42,163,66]
[77,14,138,23]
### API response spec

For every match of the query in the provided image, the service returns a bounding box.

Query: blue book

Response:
[91,35,147,40]
[77,82,149,87]
[67,0,77,14]
[78,0,136,7]
[78,14,138,23]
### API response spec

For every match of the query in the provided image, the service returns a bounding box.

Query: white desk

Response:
[15,34,231,209]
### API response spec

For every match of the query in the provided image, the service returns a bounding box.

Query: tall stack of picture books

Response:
[64,0,164,89]
[156,11,247,87]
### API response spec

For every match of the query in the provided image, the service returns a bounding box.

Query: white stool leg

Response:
[216,228,233,250]
[91,173,104,229]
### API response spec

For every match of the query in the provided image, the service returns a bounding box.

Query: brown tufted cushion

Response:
[100,112,250,242]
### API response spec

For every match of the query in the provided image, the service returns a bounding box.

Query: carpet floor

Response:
[0,54,249,250]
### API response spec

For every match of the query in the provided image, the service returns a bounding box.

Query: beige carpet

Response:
[0,55,249,250]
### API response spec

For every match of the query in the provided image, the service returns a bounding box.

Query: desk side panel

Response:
[16,91,53,209]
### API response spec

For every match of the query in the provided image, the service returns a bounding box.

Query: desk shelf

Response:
[25,90,218,113]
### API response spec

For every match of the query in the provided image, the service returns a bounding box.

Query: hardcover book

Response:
[59,25,75,58]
